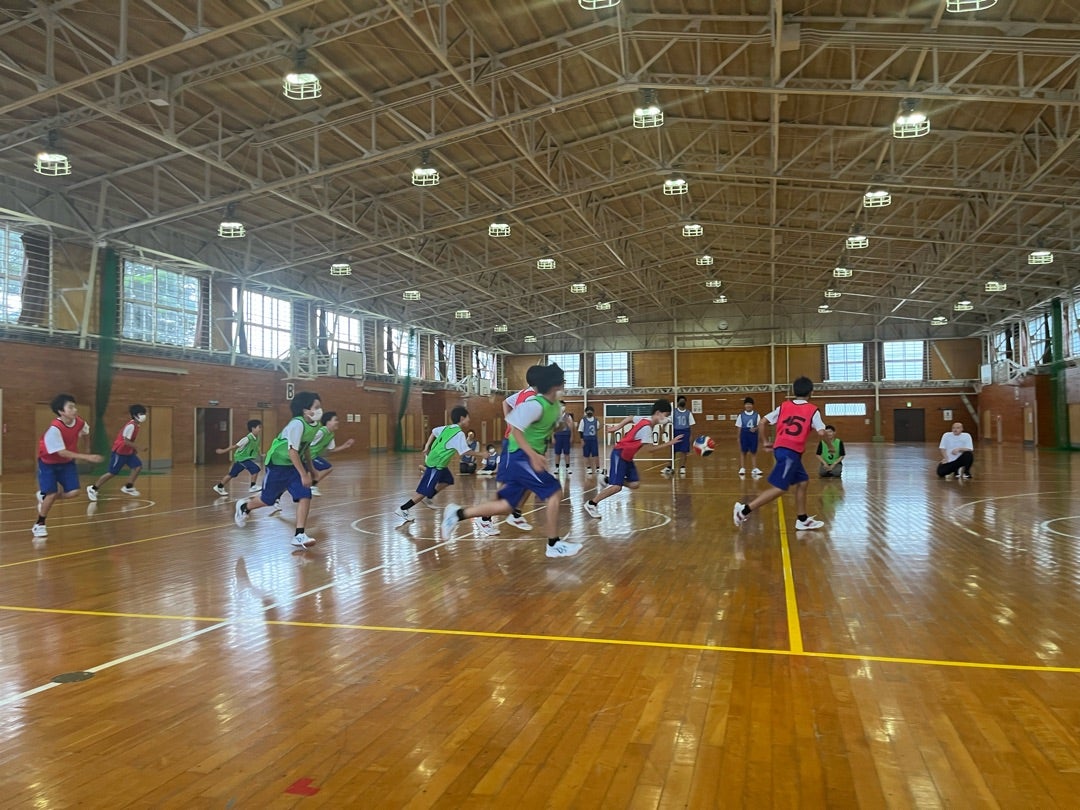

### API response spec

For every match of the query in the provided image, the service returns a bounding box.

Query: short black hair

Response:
[486,444,495,451]
[291,391,320,416]
[825,424,836,432]
[677,396,687,406]
[743,397,754,405]
[129,404,147,418]
[450,405,469,423]
[585,406,594,413]
[524,364,545,388]
[246,419,262,432]
[652,398,673,416]
[50,393,75,415]
[533,363,565,395]
[321,410,337,425]
[792,376,814,398]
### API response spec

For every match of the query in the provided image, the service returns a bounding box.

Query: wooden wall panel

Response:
[632,351,673,387]
[784,346,822,382]
[929,338,982,380]
[677,347,771,386]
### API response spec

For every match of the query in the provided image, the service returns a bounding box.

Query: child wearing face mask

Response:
[583,399,678,519]
[87,404,148,500]
[234,391,322,549]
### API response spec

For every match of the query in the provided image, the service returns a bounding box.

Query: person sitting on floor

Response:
[937,421,974,480]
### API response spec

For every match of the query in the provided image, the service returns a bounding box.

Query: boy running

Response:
[309,411,355,495]
[498,364,544,531]
[733,377,827,531]
[87,403,147,500]
[441,364,581,558]
[33,393,102,537]
[213,420,263,495]
[583,399,676,518]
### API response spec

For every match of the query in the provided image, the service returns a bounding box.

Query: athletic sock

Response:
[797,514,808,523]
[455,508,466,522]
[741,505,752,516]
[587,500,597,506]
[295,528,304,535]
[400,500,414,511]
[36,516,46,525]
[547,537,560,547]
[240,503,249,515]
[512,509,522,519]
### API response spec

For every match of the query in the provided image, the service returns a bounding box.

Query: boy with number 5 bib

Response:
[733,377,827,532]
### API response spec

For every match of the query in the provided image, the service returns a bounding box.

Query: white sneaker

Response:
[269,500,282,515]
[679,467,686,475]
[249,483,262,492]
[234,499,248,527]
[961,469,972,479]
[738,467,746,476]
[751,468,763,476]
[474,518,500,536]
[506,514,532,531]
[795,516,825,530]
[441,503,461,539]
[586,467,593,474]
[942,473,954,480]
[423,497,437,509]
[546,540,583,558]
[31,523,48,537]
[661,466,674,475]
[733,501,749,527]
[86,485,99,501]
[291,533,317,548]
[213,483,228,496]
[582,500,601,519]
[121,485,140,496]
[393,507,414,524]
[310,485,322,496]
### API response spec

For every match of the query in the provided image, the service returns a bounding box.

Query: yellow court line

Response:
[776,499,804,653]
[3,603,1078,676]
[0,523,235,569]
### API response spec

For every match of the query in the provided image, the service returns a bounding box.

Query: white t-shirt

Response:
[763,400,826,431]
[43,419,90,454]
[431,424,470,455]
[280,418,306,450]
[939,432,973,458]
[121,422,136,441]
[506,399,543,432]
[735,411,759,430]
[504,388,533,412]
[235,435,252,451]
[629,422,655,445]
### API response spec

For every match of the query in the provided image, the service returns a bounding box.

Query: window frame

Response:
[239,289,292,359]
[881,339,926,381]
[546,353,582,388]
[593,351,630,388]
[121,259,201,347]
[0,223,26,324]
[825,342,865,382]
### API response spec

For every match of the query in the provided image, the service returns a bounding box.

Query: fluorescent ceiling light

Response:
[570,283,588,293]
[682,223,703,237]
[863,189,891,207]
[696,255,714,266]
[954,300,974,312]
[402,290,421,300]
[662,177,688,195]
[846,234,869,249]
[537,258,556,270]
[329,262,352,276]
[1028,249,1053,264]
[489,222,511,237]
[984,281,1007,292]
[833,266,853,278]
[454,309,471,319]
[282,72,321,100]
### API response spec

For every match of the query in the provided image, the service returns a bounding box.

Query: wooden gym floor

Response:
[1,442,1080,808]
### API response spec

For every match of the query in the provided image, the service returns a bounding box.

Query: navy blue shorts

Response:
[767,447,809,491]
[606,449,639,487]
[673,428,692,453]
[311,456,332,472]
[259,464,311,506]
[553,432,571,454]
[497,449,562,506]
[38,459,79,495]
[415,466,453,498]
[739,431,759,453]
[229,459,261,477]
[582,436,599,458]
[107,452,142,475]
[496,437,511,483]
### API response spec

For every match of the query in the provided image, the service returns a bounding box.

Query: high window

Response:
[824,403,867,417]
[882,340,925,380]
[0,223,25,323]
[321,310,364,357]
[594,352,630,387]
[546,353,581,388]
[239,289,292,359]
[122,260,201,347]
[390,326,419,377]
[826,343,865,382]
[475,349,497,386]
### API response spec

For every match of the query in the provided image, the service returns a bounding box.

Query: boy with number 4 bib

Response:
[733,377,827,532]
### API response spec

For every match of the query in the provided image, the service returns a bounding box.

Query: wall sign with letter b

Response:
[286,383,295,400]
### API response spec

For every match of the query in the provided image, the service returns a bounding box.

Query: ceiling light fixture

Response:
[932,316,949,326]
[411,149,439,186]
[704,280,722,288]
[615,315,629,323]
[489,221,511,237]
[493,323,509,333]
[570,283,588,293]
[846,234,869,250]
[633,89,663,128]
[34,130,71,176]
[824,289,841,298]
[537,257,556,270]
[817,304,832,314]
[402,290,421,300]
[579,0,620,8]
[455,309,471,319]
[329,262,352,276]
[696,254,714,266]
[662,176,688,195]
[833,266,852,278]
[863,189,891,208]
[985,281,1007,292]
[282,50,321,100]
[954,300,974,312]
[595,301,612,311]
[524,334,537,343]
[682,223,703,237]
[1028,249,1053,265]
[713,296,728,304]
[892,99,930,139]
[946,0,997,12]
[218,203,245,238]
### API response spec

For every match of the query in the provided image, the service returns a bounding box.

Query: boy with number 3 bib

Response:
[733,377,827,532]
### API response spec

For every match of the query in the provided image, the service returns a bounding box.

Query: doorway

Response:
[893,408,926,442]
[147,405,173,469]
[195,407,231,464]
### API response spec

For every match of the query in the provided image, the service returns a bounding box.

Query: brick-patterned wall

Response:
[978,380,1038,444]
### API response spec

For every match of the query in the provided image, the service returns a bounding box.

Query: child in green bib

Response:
[815,425,845,478]
[393,407,472,525]
[309,411,355,496]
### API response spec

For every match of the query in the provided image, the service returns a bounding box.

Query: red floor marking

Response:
[284,778,321,796]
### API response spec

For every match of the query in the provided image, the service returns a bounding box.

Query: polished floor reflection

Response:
[2,443,1080,807]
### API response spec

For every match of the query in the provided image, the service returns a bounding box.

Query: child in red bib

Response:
[33,393,103,538]
[733,377,827,532]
